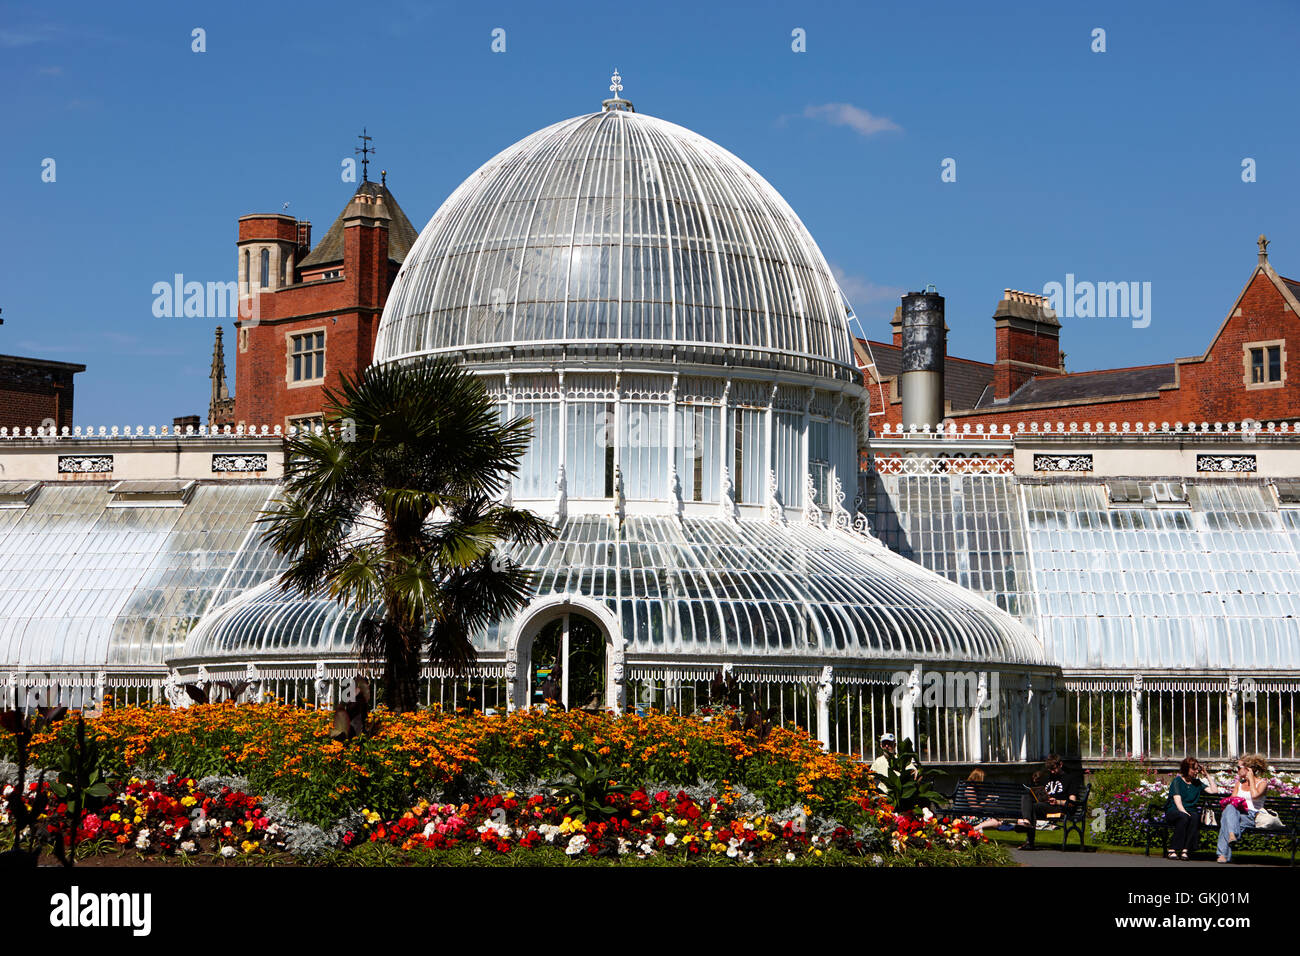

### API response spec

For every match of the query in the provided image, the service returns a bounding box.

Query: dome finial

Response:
[602,69,634,112]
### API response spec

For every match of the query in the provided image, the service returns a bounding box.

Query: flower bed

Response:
[348,786,989,862]
[1,703,1009,867]
[1,774,290,858]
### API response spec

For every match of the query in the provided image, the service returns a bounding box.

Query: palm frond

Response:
[326,545,386,610]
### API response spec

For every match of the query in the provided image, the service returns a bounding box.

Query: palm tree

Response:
[258,359,556,713]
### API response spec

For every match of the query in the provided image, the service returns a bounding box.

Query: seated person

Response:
[1217,753,1270,864]
[1164,755,1220,860]
[1018,754,1080,848]
[952,768,1003,832]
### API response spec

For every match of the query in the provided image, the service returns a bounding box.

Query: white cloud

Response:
[830,265,903,310]
[802,103,901,137]
[0,23,59,48]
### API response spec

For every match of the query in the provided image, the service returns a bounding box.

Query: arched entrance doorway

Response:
[507,597,623,713]
[529,613,606,711]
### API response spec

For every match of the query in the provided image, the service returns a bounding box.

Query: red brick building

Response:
[212,175,418,429]
[0,353,85,431]
[863,236,1300,431]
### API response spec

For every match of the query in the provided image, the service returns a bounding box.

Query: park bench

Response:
[939,781,1091,850]
[1143,794,1300,865]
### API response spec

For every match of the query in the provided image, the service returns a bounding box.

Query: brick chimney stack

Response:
[992,288,1061,401]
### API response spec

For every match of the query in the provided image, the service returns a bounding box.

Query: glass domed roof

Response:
[373,105,859,383]
[176,517,1047,668]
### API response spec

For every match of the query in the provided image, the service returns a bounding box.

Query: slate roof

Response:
[861,340,995,411]
[980,363,1177,408]
[299,180,420,269]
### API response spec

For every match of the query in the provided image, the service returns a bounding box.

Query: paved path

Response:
[1011,847,1267,867]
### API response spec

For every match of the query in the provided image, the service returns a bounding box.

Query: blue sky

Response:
[2,0,1298,424]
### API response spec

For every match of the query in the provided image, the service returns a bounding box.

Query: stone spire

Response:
[209,326,235,426]
[1258,234,1270,266]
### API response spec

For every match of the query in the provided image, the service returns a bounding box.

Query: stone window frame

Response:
[286,412,326,434]
[286,326,327,389]
[1243,338,1286,390]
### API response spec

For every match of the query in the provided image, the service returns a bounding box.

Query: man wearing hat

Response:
[870,733,918,793]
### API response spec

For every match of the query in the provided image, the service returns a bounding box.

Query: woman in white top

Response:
[1216,753,1270,863]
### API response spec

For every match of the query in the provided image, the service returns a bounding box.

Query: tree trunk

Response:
[383,617,423,713]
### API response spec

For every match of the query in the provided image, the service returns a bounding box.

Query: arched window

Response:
[242,249,249,291]
[260,249,270,288]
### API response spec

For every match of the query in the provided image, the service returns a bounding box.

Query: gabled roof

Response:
[298,180,419,269]
[861,340,995,411]
[980,363,1177,408]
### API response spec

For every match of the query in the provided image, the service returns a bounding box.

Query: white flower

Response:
[565,834,587,856]
[478,821,514,840]
[871,854,884,866]
[220,845,236,858]
[180,840,197,853]
[134,829,151,850]
[617,838,630,856]
[785,851,795,862]
[663,832,677,846]
[473,846,482,856]
[726,846,739,858]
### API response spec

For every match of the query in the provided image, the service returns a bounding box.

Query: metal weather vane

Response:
[356,128,375,182]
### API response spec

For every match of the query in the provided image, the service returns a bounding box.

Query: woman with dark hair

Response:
[1018,754,1079,849]
[1164,756,1220,860]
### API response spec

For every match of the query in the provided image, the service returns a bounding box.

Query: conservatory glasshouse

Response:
[1,83,1298,768]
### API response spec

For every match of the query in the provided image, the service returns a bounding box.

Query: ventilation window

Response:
[1274,479,1300,506]
[1106,480,1144,504]
[1106,480,1187,508]
[1150,481,1188,505]
[0,481,39,510]
[107,479,196,507]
